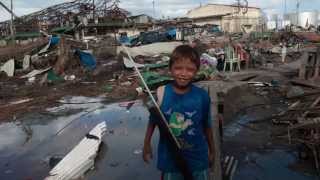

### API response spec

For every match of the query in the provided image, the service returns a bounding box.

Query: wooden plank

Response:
[313,47,320,79]
[291,79,320,89]
[299,52,309,80]
[290,117,320,130]
[278,100,301,116]
[208,85,222,180]
[230,73,258,81]
[302,96,320,118]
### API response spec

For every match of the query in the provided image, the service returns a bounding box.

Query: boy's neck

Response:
[172,83,191,94]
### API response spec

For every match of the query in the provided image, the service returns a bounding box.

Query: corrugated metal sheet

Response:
[45,121,107,180]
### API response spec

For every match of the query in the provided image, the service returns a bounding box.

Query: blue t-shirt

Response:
[150,83,212,173]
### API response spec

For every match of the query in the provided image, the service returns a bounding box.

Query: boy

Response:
[143,45,215,180]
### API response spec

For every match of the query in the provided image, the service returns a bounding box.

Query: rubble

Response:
[1,1,320,179]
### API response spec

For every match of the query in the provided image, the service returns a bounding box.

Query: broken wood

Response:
[313,47,320,79]
[287,91,320,99]
[299,52,309,80]
[301,96,320,119]
[291,79,320,89]
[289,117,320,130]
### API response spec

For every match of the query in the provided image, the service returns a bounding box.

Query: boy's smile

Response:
[170,58,198,91]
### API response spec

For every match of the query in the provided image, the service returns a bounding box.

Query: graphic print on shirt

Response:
[168,112,193,137]
[185,111,197,118]
[165,108,172,116]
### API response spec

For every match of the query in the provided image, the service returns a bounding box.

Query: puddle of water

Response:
[224,114,254,138]
[0,122,26,159]
[0,97,158,180]
[223,112,318,180]
[235,150,316,180]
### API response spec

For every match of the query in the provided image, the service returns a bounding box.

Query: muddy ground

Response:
[0,56,142,122]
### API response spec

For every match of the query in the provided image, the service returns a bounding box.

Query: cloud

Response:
[0,0,319,22]
[119,0,199,18]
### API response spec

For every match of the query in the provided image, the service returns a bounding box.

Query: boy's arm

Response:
[143,85,164,163]
[204,127,215,167]
[143,122,156,163]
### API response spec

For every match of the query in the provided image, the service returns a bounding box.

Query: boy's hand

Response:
[143,143,153,163]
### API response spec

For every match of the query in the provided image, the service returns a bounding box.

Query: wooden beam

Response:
[299,52,310,80]
[291,79,320,89]
[302,96,320,118]
[208,84,222,180]
[313,47,320,79]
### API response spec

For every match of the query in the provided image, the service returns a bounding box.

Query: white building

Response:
[186,4,265,33]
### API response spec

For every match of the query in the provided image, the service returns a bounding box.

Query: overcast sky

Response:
[0,0,319,21]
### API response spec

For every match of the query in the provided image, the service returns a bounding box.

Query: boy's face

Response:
[170,58,198,88]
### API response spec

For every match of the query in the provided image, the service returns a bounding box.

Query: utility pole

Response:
[283,0,287,28]
[296,0,300,25]
[92,0,95,21]
[10,0,14,43]
[284,0,287,15]
[152,0,155,19]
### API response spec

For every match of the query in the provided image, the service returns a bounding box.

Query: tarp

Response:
[75,49,97,70]
[47,69,64,83]
[50,36,60,46]
[145,62,169,69]
[166,28,176,39]
[118,42,182,58]
[119,35,130,44]
[0,59,14,77]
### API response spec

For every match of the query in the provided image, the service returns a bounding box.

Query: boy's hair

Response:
[169,45,200,69]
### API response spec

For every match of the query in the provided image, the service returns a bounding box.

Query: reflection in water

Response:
[0,97,158,180]
[224,114,317,180]
[235,150,315,180]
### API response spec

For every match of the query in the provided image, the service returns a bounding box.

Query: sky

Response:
[0,0,319,21]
